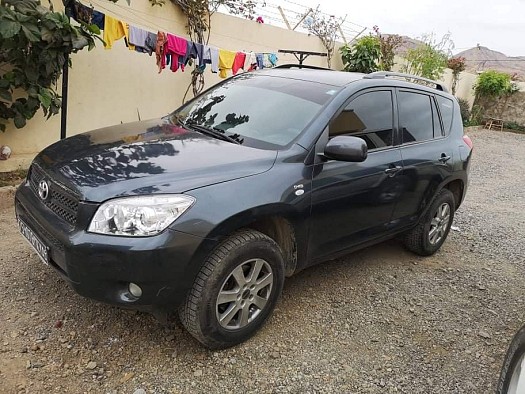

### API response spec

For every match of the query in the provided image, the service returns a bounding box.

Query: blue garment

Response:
[256,53,264,69]
[268,53,278,66]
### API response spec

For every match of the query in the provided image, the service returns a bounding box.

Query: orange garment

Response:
[103,15,126,49]
[155,31,168,73]
[218,49,237,78]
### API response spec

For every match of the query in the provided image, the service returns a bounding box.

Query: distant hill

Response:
[455,46,525,79]
[391,37,525,80]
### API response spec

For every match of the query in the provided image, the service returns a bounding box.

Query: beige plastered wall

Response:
[0,0,341,171]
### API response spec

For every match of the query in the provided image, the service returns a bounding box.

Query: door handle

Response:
[384,166,402,177]
[439,154,451,163]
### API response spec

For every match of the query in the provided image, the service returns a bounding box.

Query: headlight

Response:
[88,195,195,236]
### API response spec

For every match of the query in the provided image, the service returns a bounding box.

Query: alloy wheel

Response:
[428,202,451,245]
[216,258,273,330]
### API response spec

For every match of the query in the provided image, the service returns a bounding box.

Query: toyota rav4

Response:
[15,67,473,348]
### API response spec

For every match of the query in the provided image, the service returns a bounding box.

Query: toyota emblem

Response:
[38,180,49,200]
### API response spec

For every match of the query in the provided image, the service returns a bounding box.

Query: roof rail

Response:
[274,64,333,71]
[364,71,448,93]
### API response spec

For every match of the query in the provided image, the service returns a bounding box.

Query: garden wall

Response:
[482,91,525,126]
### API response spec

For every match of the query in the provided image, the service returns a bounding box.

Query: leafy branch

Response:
[0,0,100,131]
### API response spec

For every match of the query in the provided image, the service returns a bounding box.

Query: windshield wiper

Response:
[184,122,244,145]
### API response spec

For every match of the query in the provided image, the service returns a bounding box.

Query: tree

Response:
[401,32,454,80]
[447,56,466,95]
[301,8,345,68]
[0,0,100,131]
[373,26,402,71]
[340,35,380,73]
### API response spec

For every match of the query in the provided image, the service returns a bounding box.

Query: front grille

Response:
[29,165,80,225]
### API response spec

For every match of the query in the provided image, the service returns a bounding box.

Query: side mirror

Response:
[323,136,368,162]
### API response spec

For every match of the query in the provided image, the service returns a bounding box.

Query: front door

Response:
[308,89,405,262]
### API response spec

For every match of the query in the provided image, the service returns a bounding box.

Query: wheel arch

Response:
[206,204,306,277]
[442,178,465,210]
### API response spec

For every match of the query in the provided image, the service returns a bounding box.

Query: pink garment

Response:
[232,52,246,75]
[165,33,187,72]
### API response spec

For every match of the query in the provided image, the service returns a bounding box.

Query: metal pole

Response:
[60,55,69,140]
[61,2,71,140]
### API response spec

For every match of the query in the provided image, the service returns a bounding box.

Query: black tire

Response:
[403,188,455,256]
[497,324,525,394]
[179,229,285,349]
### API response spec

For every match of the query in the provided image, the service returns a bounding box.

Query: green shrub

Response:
[340,36,381,73]
[456,98,471,126]
[503,122,525,133]
[474,70,512,98]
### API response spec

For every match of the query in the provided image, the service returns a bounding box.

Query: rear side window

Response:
[398,91,439,143]
[436,96,454,135]
[330,90,394,151]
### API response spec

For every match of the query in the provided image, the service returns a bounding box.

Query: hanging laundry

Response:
[255,53,264,69]
[204,45,220,73]
[218,49,237,78]
[263,54,274,68]
[193,42,204,66]
[65,0,104,30]
[268,53,278,67]
[165,33,188,72]
[155,31,168,73]
[181,40,198,68]
[122,23,135,51]
[243,52,257,71]
[129,26,149,53]
[103,15,127,49]
[232,52,246,75]
[144,32,157,56]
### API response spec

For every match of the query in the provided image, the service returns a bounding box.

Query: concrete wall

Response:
[0,0,340,171]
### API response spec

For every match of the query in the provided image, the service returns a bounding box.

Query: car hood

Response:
[34,119,277,202]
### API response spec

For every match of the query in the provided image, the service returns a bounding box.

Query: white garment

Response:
[204,45,219,73]
[243,52,256,71]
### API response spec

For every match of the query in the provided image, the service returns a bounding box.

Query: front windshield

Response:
[170,73,340,149]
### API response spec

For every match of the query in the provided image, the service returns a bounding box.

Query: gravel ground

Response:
[1,128,524,394]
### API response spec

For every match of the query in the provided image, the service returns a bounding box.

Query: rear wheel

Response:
[179,229,284,349]
[404,188,455,256]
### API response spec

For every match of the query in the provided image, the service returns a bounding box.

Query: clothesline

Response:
[66,0,280,79]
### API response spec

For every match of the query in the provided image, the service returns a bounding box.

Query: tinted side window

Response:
[398,91,434,143]
[436,96,454,135]
[330,91,394,151]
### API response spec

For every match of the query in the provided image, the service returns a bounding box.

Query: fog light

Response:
[128,282,142,298]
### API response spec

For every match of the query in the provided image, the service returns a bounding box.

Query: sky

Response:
[275,0,525,57]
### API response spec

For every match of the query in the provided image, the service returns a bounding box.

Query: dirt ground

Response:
[0,128,524,393]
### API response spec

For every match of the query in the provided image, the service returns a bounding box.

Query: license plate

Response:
[18,218,49,265]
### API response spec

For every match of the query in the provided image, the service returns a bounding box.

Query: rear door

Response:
[308,89,404,261]
[390,89,455,227]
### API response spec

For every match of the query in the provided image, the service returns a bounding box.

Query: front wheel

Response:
[497,324,525,394]
[179,229,285,349]
[403,188,455,256]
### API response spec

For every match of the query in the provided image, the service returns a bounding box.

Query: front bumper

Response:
[15,181,217,311]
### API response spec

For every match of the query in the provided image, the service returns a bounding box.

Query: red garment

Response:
[232,52,246,75]
[165,33,187,72]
